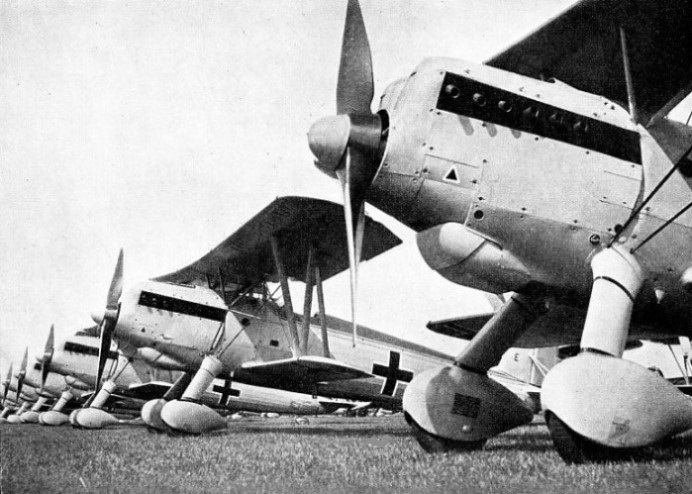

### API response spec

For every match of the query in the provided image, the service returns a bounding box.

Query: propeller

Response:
[93,249,124,392]
[307,0,387,345]
[680,336,691,385]
[2,363,12,405]
[39,325,55,392]
[16,348,28,400]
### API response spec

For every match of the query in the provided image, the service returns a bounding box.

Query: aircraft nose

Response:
[90,308,104,325]
[308,114,351,175]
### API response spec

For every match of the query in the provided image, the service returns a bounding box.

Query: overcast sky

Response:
[2,0,691,373]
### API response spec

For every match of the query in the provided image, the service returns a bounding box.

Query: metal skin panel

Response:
[230,298,304,363]
[115,280,254,372]
[371,56,692,338]
[635,129,692,233]
[436,72,642,163]
[48,335,143,389]
[368,65,445,219]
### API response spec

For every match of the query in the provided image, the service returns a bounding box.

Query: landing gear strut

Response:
[542,247,692,462]
[159,355,227,434]
[403,293,545,452]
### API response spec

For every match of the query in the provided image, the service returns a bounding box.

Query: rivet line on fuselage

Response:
[437,72,642,165]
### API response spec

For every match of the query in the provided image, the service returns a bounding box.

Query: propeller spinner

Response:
[307,0,387,344]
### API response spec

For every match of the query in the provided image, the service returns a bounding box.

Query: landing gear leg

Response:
[71,380,121,428]
[403,293,546,452]
[39,390,74,426]
[542,247,692,463]
[141,372,192,431]
[160,356,227,434]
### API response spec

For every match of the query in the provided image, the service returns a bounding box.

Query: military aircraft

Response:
[88,196,542,433]
[306,0,692,462]
[28,322,343,429]
[0,349,44,424]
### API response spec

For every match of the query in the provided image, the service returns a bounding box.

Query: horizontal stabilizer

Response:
[154,196,401,290]
[235,356,371,391]
[678,385,692,397]
[426,314,494,340]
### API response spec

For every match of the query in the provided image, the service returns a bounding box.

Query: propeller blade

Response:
[336,151,361,346]
[40,325,55,392]
[680,336,691,385]
[95,319,115,392]
[309,0,384,347]
[2,363,12,405]
[337,0,374,115]
[40,360,49,394]
[17,347,28,400]
[94,249,124,394]
[107,249,124,312]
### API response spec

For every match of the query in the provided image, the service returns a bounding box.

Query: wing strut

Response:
[619,27,638,125]
[218,268,226,304]
[270,236,302,357]
[315,265,331,358]
[300,245,315,354]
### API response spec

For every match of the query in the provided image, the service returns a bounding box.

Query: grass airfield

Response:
[2,415,691,494]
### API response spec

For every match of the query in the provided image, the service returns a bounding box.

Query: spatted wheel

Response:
[545,411,641,464]
[405,412,487,453]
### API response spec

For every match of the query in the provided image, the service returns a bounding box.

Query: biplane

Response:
[306,0,692,462]
[87,197,540,433]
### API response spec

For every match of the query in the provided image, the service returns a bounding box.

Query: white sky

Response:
[2,0,691,372]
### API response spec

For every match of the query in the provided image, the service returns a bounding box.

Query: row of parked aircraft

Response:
[0,197,545,428]
[4,0,692,465]
[2,195,691,457]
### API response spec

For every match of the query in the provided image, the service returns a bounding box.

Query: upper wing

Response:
[154,196,401,289]
[486,0,692,122]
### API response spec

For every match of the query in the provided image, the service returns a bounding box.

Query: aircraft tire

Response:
[546,412,641,464]
[405,412,486,453]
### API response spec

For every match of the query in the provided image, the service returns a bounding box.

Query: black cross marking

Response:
[371,351,414,397]
[213,378,240,406]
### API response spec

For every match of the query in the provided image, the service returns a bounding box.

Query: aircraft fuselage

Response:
[370,57,692,338]
[114,280,470,409]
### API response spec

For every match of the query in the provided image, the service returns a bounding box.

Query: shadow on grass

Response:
[486,429,692,463]
[159,417,692,463]
[226,425,413,438]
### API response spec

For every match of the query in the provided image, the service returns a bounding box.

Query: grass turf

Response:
[1,415,691,494]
